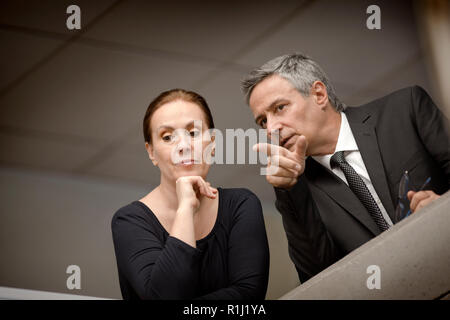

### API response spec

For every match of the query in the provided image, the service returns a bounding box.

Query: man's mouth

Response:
[281,135,297,150]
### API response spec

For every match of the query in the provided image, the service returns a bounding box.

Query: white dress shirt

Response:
[312,113,393,226]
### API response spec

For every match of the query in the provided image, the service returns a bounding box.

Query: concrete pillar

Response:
[415,0,450,120]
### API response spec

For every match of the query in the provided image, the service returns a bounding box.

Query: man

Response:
[241,53,450,283]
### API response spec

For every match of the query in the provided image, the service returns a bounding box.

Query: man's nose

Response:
[266,119,282,141]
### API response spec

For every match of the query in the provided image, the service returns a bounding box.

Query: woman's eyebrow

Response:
[156,124,174,131]
[157,120,200,131]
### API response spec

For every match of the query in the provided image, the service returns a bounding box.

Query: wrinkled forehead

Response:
[249,75,297,114]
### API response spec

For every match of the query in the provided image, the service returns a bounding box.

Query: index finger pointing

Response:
[253,143,286,157]
[292,135,308,159]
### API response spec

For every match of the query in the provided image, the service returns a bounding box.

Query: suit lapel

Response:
[346,108,396,221]
[305,158,381,236]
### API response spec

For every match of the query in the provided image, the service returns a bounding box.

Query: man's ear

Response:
[145,142,158,166]
[311,81,328,109]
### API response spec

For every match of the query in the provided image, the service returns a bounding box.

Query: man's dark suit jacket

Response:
[274,86,450,283]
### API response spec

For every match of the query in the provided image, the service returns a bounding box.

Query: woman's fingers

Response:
[197,178,211,198]
[177,176,217,200]
[205,181,218,194]
[200,179,213,197]
[193,177,216,199]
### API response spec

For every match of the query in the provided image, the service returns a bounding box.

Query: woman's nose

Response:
[176,134,192,155]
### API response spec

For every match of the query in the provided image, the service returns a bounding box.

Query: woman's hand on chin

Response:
[176,176,217,213]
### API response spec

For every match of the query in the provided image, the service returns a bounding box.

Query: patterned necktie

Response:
[330,151,390,232]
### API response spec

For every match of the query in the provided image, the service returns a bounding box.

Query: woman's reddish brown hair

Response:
[143,88,215,143]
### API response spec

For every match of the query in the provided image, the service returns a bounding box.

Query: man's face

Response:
[248,74,327,156]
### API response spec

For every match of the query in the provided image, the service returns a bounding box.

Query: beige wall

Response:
[0,166,298,299]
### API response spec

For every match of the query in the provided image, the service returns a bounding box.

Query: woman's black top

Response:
[111,187,270,300]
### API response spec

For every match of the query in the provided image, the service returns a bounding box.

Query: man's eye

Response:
[277,105,286,111]
[162,135,173,142]
[260,119,267,128]
[190,130,200,137]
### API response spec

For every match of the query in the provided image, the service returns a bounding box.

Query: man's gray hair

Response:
[241,53,346,112]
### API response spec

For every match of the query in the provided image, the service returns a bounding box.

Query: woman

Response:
[111,89,269,300]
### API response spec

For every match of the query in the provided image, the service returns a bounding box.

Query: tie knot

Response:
[330,151,346,168]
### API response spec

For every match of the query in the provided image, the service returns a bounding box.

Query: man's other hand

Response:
[407,190,440,213]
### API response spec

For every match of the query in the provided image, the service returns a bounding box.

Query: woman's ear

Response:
[210,132,216,156]
[145,142,158,166]
[203,130,216,163]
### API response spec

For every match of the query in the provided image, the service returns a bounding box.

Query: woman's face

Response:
[146,99,214,183]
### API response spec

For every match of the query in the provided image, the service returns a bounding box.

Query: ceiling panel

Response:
[0,39,217,143]
[82,0,302,62]
[0,0,117,35]
[235,0,424,96]
[0,30,64,91]
[198,69,257,130]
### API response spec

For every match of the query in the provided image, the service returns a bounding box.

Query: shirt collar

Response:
[334,112,358,153]
[311,112,359,170]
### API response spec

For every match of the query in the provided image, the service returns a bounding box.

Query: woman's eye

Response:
[277,105,286,111]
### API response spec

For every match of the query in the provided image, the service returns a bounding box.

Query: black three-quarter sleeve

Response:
[111,210,203,299]
[196,192,270,300]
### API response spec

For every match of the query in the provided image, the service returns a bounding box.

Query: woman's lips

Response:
[178,159,196,166]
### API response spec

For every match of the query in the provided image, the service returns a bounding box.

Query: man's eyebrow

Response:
[254,98,287,125]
